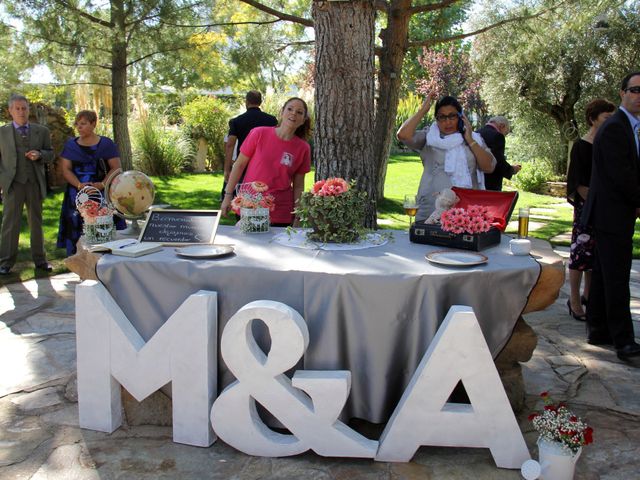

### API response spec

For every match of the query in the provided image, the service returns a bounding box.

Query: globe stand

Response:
[120,216,144,236]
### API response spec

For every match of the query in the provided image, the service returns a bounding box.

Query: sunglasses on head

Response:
[624,86,640,94]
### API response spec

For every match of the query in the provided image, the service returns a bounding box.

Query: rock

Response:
[65,375,78,403]
[40,404,80,428]
[122,388,172,427]
[0,399,52,468]
[30,443,100,480]
[573,373,617,410]
[0,335,76,397]
[14,313,75,336]
[497,363,526,413]
[11,387,63,414]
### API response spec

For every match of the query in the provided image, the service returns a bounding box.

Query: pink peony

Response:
[318,177,350,196]
[311,180,326,194]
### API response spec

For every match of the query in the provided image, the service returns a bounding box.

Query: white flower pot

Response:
[537,437,581,480]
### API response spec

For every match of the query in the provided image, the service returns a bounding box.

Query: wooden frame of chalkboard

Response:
[137,209,221,245]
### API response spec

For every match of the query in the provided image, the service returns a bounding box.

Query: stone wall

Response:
[541,181,567,198]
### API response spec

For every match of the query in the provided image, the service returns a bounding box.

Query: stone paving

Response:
[1,257,639,479]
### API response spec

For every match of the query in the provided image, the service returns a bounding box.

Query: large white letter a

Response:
[375,306,530,469]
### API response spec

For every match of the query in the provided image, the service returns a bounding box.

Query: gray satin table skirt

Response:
[96,226,540,423]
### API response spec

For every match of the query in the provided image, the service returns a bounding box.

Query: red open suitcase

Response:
[409,187,519,251]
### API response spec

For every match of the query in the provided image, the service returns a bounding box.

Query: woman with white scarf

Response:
[397,95,496,222]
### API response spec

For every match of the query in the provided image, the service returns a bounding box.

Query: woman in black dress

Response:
[566,99,615,320]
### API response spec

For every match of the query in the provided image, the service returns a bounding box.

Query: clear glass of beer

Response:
[518,207,530,238]
[403,194,418,231]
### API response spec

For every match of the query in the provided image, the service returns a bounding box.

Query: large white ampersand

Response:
[210,300,378,458]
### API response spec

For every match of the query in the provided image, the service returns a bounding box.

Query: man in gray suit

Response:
[0,94,54,275]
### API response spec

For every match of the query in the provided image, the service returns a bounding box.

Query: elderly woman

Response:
[56,110,125,255]
[565,98,616,321]
[221,97,311,227]
[397,95,496,221]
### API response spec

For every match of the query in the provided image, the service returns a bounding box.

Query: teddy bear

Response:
[424,188,459,224]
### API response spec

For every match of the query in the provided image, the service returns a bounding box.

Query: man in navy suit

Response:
[582,72,640,362]
[477,116,520,191]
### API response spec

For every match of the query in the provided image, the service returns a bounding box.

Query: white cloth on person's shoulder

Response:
[426,123,486,189]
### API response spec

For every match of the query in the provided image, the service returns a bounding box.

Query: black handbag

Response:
[96,158,108,181]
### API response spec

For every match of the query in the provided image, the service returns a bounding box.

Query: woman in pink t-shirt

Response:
[221,97,312,226]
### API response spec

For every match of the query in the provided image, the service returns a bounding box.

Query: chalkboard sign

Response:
[138,209,221,245]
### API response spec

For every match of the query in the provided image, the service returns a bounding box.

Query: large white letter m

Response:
[75,281,217,447]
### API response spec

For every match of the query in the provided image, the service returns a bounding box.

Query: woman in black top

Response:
[566,99,615,321]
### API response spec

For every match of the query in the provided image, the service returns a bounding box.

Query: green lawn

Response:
[1,153,638,284]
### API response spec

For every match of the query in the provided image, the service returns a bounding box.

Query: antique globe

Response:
[105,169,155,235]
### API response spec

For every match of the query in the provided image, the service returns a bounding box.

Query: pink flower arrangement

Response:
[231,181,276,215]
[295,177,367,243]
[440,204,492,235]
[311,177,350,197]
[78,200,115,224]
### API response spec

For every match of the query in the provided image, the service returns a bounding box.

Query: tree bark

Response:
[312,1,377,227]
[373,0,412,200]
[111,0,133,171]
[195,138,209,172]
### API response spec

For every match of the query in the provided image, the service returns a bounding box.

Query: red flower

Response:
[540,391,549,398]
[527,413,539,421]
[584,427,593,444]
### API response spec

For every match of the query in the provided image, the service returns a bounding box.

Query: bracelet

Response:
[224,192,233,196]
[469,141,477,148]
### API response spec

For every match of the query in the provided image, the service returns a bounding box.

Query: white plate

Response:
[425,250,488,267]
[175,245,234,259]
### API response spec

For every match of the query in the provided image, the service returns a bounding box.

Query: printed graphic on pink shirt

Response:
[280,152,293,166]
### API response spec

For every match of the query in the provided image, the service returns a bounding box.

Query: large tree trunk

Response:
[373,0,412,201]
[111,0,133,171]
[312,1,377,227]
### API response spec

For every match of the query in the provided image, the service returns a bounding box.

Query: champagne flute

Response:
[403,194,418,231]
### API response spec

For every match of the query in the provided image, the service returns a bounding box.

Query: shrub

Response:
[131,115,193,176]
[393,93,429,152]
[180,96,231,171]
[511,159,555,193]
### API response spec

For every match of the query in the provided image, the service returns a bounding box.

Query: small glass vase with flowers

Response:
[294,178,368,244]
[76,186,117,244]
[231,181,275,234]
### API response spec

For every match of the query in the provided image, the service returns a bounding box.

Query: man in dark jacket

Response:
[581,71,640,363]
[221,91,277,199]
[477,116,520,191]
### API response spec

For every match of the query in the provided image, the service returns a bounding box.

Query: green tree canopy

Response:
[472,0,640,174]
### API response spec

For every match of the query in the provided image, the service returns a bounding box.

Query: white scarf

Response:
[426,123,486,189]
